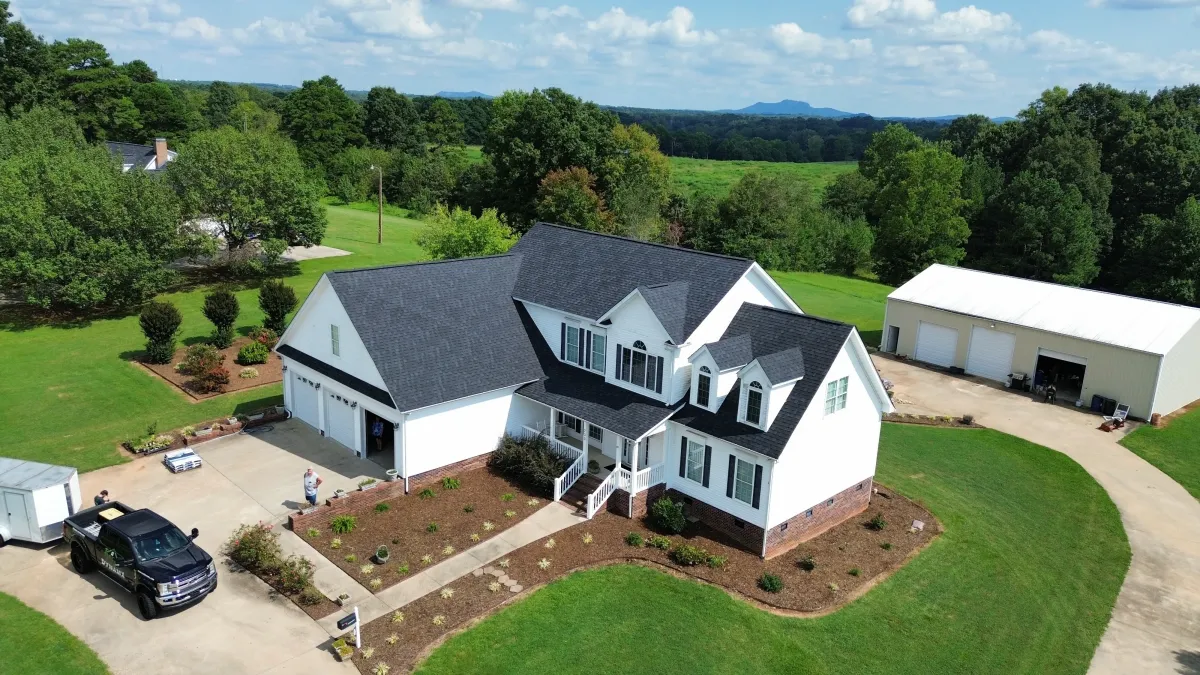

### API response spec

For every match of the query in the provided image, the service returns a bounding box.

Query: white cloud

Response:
[770,22,873,59]
[1026,28,1200,81]
[924,6,1015,41]
[169,16,220,40]
[533,4,581,20]
[846,0,938,28]
[217,44,241,56]
[238,17,315,44]
[344,0,442,38]
[1089,0,1200,7]
[586,7,717,47]
[882,43,995,83]
[551,32,577,50]
[445,0,523,10]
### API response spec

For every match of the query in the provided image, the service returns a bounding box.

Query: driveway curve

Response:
[875,355,1200,675]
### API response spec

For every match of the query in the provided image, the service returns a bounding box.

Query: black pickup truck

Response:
[63,502,217,620]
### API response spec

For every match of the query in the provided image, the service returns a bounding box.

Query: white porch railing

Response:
[634,463,665,493]
[587,467,629,519]
[524,425,587,503]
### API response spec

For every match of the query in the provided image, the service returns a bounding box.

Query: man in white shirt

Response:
[303,467,323,506]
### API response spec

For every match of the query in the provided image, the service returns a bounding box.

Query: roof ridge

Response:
[754,304,853,328]
[328,253,518,276]
[530,223,755,265]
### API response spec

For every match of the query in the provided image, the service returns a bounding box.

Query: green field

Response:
[0,593,108,674]
[770,271,893,346]
[419,425,1129,675]
[1121,408,1200,501]
[670,157,857,197]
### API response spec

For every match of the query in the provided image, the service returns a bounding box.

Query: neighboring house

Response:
[883,264,1200,420]
[105,138,176,173]
[276,225,893,558]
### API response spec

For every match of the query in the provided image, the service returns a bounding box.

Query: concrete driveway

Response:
[0,419,386,675]
[875,355,1200,675]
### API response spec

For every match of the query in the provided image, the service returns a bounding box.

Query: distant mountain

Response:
[723,99,864,118]
[436,91,493,100]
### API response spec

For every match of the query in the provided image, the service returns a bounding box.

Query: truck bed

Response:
[65,502,134,540]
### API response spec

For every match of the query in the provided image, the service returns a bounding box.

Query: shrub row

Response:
[487,434,569,496]
[223,522,320,600]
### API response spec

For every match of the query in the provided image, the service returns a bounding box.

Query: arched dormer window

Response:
[696,365,713,408]
[617,339,662,394]
[633,340,647,350]
[744,381,764,426]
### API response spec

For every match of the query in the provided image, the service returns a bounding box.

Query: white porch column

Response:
[548,406,556,437]
[628,438,640,515]
[581,419,590,459]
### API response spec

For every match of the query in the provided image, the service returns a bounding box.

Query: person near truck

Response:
[303,468,323,506]
[93,489,109,506]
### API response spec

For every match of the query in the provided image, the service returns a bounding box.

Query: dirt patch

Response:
[137,337,282,400]
[884,412,984,428]
[346,485,937,673]
[300,467,545,593]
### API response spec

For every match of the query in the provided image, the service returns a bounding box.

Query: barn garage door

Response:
[326,391,357,452]
[966,326,1016,382]
[291,372,320,431]
[914,322,959,368]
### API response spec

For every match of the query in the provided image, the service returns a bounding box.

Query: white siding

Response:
[665,422,773,527]
[279,276,388,390]
[404,387,521,477]
[1154,321,1200,415]
[765,341,882,528]
[506,394,551,436]
[605,299,672,402]
[31,485,68,529]
[521,300,610,378]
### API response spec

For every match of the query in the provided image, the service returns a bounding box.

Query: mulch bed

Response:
[301,468,545,594]
[238,563,341,620]
[884,412,984,428]
[347,484,938,674]
[138,336,282,400]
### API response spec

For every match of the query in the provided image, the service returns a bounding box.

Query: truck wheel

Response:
[70,544,94,574]
[137,592,160,621]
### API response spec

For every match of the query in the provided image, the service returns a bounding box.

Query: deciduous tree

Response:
[280,75,365,178]
[417,204,517,260]
[536,167,614,233]
[363,86,423,152]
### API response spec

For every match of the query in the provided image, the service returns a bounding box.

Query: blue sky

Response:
[10,0,1200,116]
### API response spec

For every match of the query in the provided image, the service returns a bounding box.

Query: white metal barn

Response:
[0,459,82,545]
[882,265,1200,420]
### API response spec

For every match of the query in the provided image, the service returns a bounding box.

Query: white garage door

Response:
[291,373,320,431]
[966,326,1016,382]
[914,322,959,368]
[326,392,357,452]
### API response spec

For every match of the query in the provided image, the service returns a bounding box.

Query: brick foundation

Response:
[288,452,492,531]
[763,478,873,559]
[608,483,666,518]
[666,489,766,554]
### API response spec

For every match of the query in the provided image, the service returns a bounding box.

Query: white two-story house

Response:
[275,224,893,558]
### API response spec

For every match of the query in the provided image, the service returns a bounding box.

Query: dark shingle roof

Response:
[514,304,678,440]
[326,256,542,412]
[510,224,752,344]
[672,305,854,459]
[755,347,806,384]
[702,334,754,371]
[276,344,395,409]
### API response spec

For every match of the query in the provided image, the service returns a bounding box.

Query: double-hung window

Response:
[588,425,603,442]
[565,325,581,365]
[561,323,606,375]
[330,325,340,357]
[744,381,763,426]
[696,366,712,408]
[590,334,606,374]
[617,340,663,394]
[733,458,755,505]
[685,439,705,483]
[824,376,849,415]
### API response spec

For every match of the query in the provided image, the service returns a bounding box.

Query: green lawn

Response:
[770,271,893,346]
[0,592,108,674]
[1121,407,1200,501]
[419,425,1129,675]
[670,157,857,197]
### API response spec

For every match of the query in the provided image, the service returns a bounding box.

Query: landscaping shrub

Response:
[277,555,315,594]
[237,341,270,365]
[849,567,862,577]
[298,585,325,606]
[881,542,893,550]
[139,301,182,364]
[758,573,784,593]
[649,497,686,534]
[705,555,727,569]
[375,503,390,514]
[441,477,461,490]
[463,504,474,513]
[488,434,568,496]
[625,532,644,547]
[647,535,671,550]
[181,344,230,393]
[798,555,816,571]
[500,492,514,502]
[239,367,258,379]
[224,522,281,573]
[331,515,358,534]
[202,289,239,349]
[258,279,297,333]
[669,544,708,567]
[868,513,887,531]
[418,488,436,500]
[426,522,439,532]
[248,325,279,349]
[961,414,975,425]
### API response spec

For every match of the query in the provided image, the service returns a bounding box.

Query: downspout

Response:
[401,412,410,494]
[760,458,775,559]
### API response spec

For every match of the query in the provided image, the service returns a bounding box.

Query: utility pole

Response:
[370,165,383,244]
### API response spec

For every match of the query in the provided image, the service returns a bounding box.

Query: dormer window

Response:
[744,381,763,426]
[617,339,663,394]
[696,366,712,408]
[824,376,849,415]
[560,322,605,374]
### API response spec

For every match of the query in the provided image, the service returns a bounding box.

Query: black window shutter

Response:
[560,323,566,360]
[726,456,736,498]
[678,437,688,477]
[702,446,712,487]
[752,465,763,509]
[655,356,664,394]
[616,344,624,380]
[585,331,591,368]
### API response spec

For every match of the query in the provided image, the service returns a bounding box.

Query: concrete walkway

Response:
[875,355,1200,675]
[315,501,585,635]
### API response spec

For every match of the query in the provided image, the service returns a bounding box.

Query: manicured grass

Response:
[0,592,108,674]
[770,270,893,346]
[419,425,1129,675]
[670,157,857,197]
[0,206,426,472]
[1121,407,1200,501]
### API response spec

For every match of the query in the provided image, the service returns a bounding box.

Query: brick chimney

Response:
[154,138,169,169]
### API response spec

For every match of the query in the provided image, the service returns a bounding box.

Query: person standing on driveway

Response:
[303,468,323,506]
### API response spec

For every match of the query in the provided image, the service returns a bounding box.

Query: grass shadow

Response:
[232,394,284,415]
[1177,650,1200,675]
[860,329,882,347]
[0,303,138,332]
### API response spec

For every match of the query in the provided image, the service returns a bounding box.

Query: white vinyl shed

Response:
[882,265,1200,420]
[0,459,81,545]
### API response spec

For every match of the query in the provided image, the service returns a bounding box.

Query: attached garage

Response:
[325,390,358,452]
[290,372,321,431]
[882,264,1200,420]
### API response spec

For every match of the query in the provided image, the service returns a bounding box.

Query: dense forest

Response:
[1,0,1198,313]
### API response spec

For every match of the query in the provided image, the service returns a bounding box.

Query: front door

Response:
[3,492,30,540]
[621,439,632,468]
[96,529,137,590]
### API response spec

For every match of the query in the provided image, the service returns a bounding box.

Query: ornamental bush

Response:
[625,532,643,547]
[258,279,297,333]
[224,522,282,573]
[139,301,182,364]
[487,434,568,496]
[202,289,239,348]
[248,325,279,349]
[758,573,784,593]
[331,515,358,534]
[237,341,270,365]
[277,555,315,594]
[182,344,223,376]
[192,367,230,394]
[669,544,708,567]
[649,497,686,534]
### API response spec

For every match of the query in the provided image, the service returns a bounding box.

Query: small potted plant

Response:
[332,638,354,661]
[359,477,379,491]
[336,592,350,606]
[333,488,347,499]
[375,545,390,564]
[386,469,399,482]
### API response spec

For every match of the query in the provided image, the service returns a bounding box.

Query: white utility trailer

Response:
[0,458,82,545]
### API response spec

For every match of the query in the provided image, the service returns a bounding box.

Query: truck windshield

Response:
[132,526,191,562]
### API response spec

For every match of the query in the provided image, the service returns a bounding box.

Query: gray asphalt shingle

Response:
[703,334,754,371]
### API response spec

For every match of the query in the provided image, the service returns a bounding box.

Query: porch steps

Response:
[559,473,602,514]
